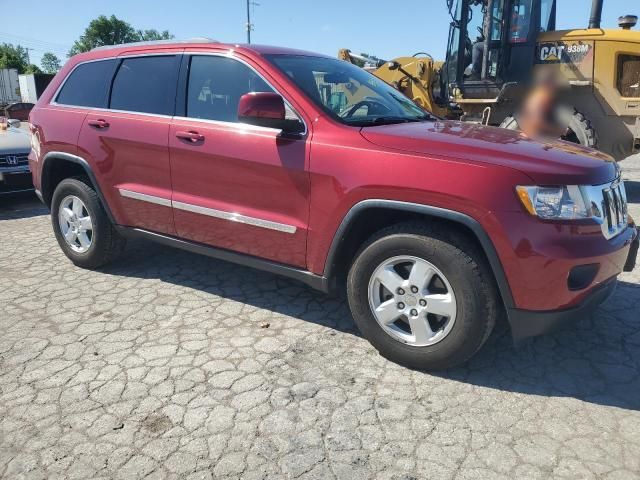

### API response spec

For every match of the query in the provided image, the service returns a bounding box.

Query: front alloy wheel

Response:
[368,255,457,346]
[347,222,498,370]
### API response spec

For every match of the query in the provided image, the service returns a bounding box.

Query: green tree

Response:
[41,52,62,73]
[0,43,28,72]
[25,64,42,74]
[137,29,173,41]
[69,15,138,55]
[69,15,173,56]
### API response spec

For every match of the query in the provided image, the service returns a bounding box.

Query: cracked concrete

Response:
[1,157,639,479]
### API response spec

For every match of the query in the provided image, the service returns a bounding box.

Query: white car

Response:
[0,119,32,193]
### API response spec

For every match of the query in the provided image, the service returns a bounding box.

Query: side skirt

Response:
[116,226,330,293]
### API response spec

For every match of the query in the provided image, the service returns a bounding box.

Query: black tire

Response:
[500,109,597,149]
[51,176,126,269]
[499,115,519,131]
[561,110,597,149]
[346,222,498,370]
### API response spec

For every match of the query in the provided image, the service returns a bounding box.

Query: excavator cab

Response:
[339,0,639,159]
[443,0,556,103]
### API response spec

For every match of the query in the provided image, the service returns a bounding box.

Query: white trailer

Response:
[18,73,55,103]
[18,74,36,103]
[0,68,21,105]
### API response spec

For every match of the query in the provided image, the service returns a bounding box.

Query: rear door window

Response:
[110,56,179,115]
[56,59,118,108]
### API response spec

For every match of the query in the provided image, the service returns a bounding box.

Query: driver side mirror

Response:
[7,119,21,129]
[238,92,304,136]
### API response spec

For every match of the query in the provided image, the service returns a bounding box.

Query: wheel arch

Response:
[41,152,116,224]
[323,200,515,310]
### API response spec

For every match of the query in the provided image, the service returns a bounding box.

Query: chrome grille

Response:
[589,180,629,239]
[0,154,29,167]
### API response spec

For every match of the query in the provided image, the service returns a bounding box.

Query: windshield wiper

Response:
[346,116,428,127]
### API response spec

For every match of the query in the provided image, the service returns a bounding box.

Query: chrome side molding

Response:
[117,188,297,234]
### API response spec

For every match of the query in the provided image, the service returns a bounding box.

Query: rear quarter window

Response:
[110,56,179,115]
[55,59,118,108]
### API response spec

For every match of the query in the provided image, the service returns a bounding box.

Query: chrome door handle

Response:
[176,130,205,143]
[88,119,110,129]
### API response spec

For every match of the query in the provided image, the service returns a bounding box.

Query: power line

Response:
[0,31,72,50]
[0,43,66,55]
[0,31,72,62]
[0,39,68,65]
[0,37,68,68]
[0,42,69,57]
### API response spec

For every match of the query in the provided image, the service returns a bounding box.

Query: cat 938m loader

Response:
[339,0,640,160]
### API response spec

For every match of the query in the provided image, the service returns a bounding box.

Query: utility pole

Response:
[246,0,252,43]
[25,47,32,65]
[246,0,259,44]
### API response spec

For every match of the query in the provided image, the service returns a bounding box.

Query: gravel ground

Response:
[0,157,639,480]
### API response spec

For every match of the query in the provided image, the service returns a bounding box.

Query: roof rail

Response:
[91,38,218,52]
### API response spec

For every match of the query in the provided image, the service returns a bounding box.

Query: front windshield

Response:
[266,54,433,127]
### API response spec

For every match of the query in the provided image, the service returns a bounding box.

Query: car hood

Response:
[0,126,31,154]
[359,120,617,185]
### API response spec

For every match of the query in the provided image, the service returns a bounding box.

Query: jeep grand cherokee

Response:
[28,39,639,369]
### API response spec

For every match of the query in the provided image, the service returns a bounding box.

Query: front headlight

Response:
[516,185,590,220]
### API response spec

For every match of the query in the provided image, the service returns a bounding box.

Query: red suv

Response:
[29,40,638,369]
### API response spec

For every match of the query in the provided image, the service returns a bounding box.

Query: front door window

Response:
[540,0,556,32]
[445,0,464,89]
[509,0,533,44]
[465,0,507,82]
[467,1,485,80]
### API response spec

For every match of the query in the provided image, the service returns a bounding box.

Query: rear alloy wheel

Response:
[51,177,126,269]
[58,195,94,253]
[347,222,498,370]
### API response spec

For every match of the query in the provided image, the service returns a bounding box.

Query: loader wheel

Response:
[500,109,597,150]
[561,110,597,149]
[499,115,520,132]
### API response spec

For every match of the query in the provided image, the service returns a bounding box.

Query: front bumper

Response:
[0,165,33,193]
[491,209,637,311]
[507,226,638,342]
[508,278,617,342]
[624,226,640,272]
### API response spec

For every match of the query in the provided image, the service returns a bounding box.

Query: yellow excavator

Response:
[339,0,640,160]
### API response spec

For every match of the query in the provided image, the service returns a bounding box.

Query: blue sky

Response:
[0,0,635,68]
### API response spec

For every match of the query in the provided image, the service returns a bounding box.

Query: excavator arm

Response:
[338,49,449,117]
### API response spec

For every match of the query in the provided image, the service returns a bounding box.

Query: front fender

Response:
[321,199,515,310]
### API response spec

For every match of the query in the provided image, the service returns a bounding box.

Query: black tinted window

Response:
[56,59,117,107]
[110,56,178,115]
[618,55,640,98]
[186,56,273,122]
